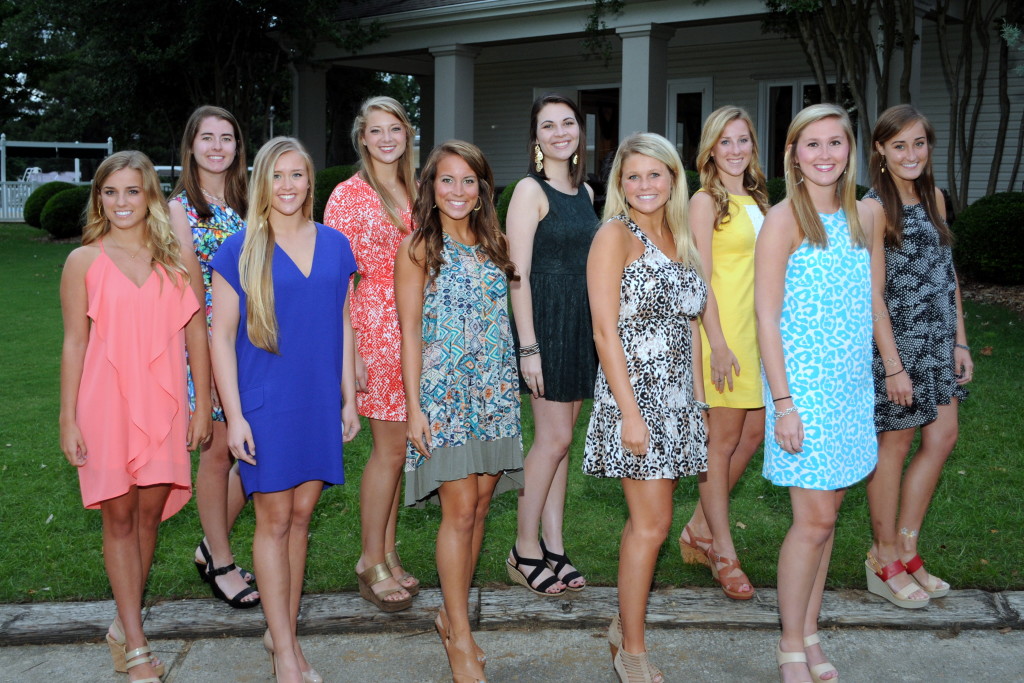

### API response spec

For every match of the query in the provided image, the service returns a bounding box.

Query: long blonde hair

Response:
[84,150,189,286]
[603,133,701,271]
[351,96,417,231]
[240,137,316,353]
[695,106,769,228]
[783,103,865,249]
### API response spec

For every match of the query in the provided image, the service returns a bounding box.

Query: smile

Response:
[278,194,297,201]
[813,164,836,172]
[114,210,132,217]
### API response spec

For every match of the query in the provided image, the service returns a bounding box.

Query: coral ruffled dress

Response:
[75,244,198,520]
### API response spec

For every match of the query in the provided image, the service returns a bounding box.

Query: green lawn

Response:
[0,223,1020,604]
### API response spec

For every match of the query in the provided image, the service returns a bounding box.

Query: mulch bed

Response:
[960,280,1024,317]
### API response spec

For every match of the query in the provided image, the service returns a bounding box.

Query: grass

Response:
[0,222,1021,604]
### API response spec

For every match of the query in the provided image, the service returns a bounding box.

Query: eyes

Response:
[805,139,845,149]
[718,137,750,147]
[625,172,661,181]
[540,118,577,131]
[368,125,404,135]
[439,176,476,185]
[891,140,927,151]
[273,171,305,181]
[199,134,234,144]
[102,188,140,196]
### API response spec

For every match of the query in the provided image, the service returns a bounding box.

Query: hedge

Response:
[952,191,1024,285]
[23,181,76,228]
[314,165,357,222]
[40,186,91,239]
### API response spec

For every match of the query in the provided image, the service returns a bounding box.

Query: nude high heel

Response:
[263,628,323,683]
[608,616,663,683]
[803,632,838,683]
[776,641,812,683]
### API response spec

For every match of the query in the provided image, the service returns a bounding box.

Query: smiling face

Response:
[713,118,753,180]
[877,120,929,183]
[191,116,237,176]
[433,153,479,224]
[535,102,580,162]
[270,150,310,218]
[100,167,147,232]
[360,109,408,168]
[792,116,850,188]
[621,153,672,216]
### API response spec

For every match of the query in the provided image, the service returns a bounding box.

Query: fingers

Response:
[343,418,361,443]
[523,371,545,398]
[355,368,369,393]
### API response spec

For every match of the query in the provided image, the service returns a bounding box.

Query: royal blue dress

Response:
[212,224,356,496]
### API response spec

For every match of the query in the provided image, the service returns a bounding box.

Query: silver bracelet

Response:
[692,400,710,412]
[774,406,798,421]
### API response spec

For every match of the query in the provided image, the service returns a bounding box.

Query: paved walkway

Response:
[1,587,1022,681]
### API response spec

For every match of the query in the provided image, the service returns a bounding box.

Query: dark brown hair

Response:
[412,141,519,283]
[869,105,950,247]
[527,93,587,188]
[171,105,248,219]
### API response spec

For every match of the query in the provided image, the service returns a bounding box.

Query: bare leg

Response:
[511,397,579,592]
[196,421,256,602]
[618,477,675,667]
[539,400,585,588]
[801,493,843,681]
[285,481,323,673]
[356,418,411,602]
[897,400,959,589]
[776,487,841,683]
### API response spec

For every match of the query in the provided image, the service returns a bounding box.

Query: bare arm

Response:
[183,260,212,448]
[58,247,97,466]
[341,297,361,442]
[395,236,430,457]
[506,177,548,397]
[754,201,803,453]
[210,271,255,465]
[587,219,649,455]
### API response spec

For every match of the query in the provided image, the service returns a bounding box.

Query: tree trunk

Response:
[989,28,1010,195]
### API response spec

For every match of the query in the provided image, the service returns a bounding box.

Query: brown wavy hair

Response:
[171,105,248,219]
[695,105,769,229]
[83,150,189,286]
[411,141,519,284]
[869,104,949,248]
[526,93,587,188]
[351,95,418,231]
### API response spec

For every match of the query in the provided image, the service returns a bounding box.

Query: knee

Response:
[104,515,135,540]
[793,514,838,546]
[474,499,492,526]
[628,517,672,547]
[442,504,478,536]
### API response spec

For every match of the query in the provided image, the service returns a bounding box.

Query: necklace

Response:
[107,237,145,260]
[201,186,226,206]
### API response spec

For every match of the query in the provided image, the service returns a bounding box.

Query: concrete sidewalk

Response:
[1,587,1022,681]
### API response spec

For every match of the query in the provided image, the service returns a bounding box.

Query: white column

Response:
[291,64,328,170]
[429,44,480,144]
[616,24,676,140]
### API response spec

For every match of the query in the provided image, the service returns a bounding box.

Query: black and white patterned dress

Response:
[867,189,968,432]
[583,215,709,480]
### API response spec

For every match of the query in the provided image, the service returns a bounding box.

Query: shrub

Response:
[314,165,356,222]
[496,180,520,232]
[767,177,786,205]
[952,191,1024,285]
[684,170,701,198]
[23,181,75,228]
[40,186,91,239]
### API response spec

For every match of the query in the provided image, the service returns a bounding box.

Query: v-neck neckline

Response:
[276,226,318,279]
[101,241,155,289]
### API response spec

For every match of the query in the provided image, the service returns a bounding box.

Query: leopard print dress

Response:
[583,215,709,480]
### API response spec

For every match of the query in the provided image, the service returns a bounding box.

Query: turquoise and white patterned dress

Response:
[762,210,878,490]
[404,232,524,506]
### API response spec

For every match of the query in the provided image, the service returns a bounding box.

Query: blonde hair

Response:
[240,137,316,353]
[84,150,189,286]
[602,133,701,271]
[783,103,865,249]
[351,96,417,231]
[695,106,769,228]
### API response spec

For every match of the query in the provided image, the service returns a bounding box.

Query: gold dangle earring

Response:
[472,199,482,212]
[880,156,887,174]
[572,152,579,167]
[534,144,544,173]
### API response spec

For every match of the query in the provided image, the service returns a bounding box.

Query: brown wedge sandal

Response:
[708,548,755,600]
[357,562,412,612]
[385,550,421,597]
[678,524,712,566]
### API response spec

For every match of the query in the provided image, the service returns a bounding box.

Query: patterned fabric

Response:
[866,189,967,432]
[174,191,245,422]
[514,173,599,401]
[583,215,709,480]
[698,191,765,408]
[323,174,413,421]
[762,210,878,490]
[406,233,522,472]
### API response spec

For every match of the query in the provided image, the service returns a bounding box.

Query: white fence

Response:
[1,180,37,221]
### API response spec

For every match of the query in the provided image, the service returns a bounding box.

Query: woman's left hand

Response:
[342,403,361,443]
[954,346,974,385]
[187,409,213,450]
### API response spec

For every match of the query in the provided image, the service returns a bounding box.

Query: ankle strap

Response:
[125,645,153,670]
[206,561,238,578]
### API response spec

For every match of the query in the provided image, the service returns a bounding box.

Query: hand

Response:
[773,410,804,454]
[187,408,213,450]
[621,413,650,457]
[342,403,361,443]
[885,368,914,407]
[954,346,973,385]
[60,422,87,467]
[354,351,368,393]
[407,408,432,459]
[709,346,740,393]
[226,417,256,466]
[520,353,544,398]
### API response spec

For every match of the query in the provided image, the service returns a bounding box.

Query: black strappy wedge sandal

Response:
[206,561,261,608]
[541,539,586,591]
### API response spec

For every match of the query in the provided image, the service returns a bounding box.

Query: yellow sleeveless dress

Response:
[699,192,764,409]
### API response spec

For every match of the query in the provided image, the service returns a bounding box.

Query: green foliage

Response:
[496,180,520,232]
[314,165,357,223]
[23,182,76,228]
[582,0,625,65]
[1002,22,1024,77]
[39,187,90,239]
[953,192,1024,285]
[767,177,787,205]
[684,170,701,198]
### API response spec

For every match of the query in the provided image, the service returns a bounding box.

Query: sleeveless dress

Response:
[76,242,199,520]
[211,225,356,496]
[762,210,878,490]
[865,189,967,432]
[173,191,246,422]
[698,191,765,408]
[514,173,599,402]
[323,174,413,421]
[404,233,524,507]
[583,215,709,480]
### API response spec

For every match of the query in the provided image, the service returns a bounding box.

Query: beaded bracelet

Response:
[518,342,540,358]
[955,343,970,352]
[774,406,798,421]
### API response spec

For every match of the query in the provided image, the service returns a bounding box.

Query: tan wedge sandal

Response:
[385,550,421,597]
[357,562,412,612]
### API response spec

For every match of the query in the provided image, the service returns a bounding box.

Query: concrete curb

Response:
[1,587,1021,646]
